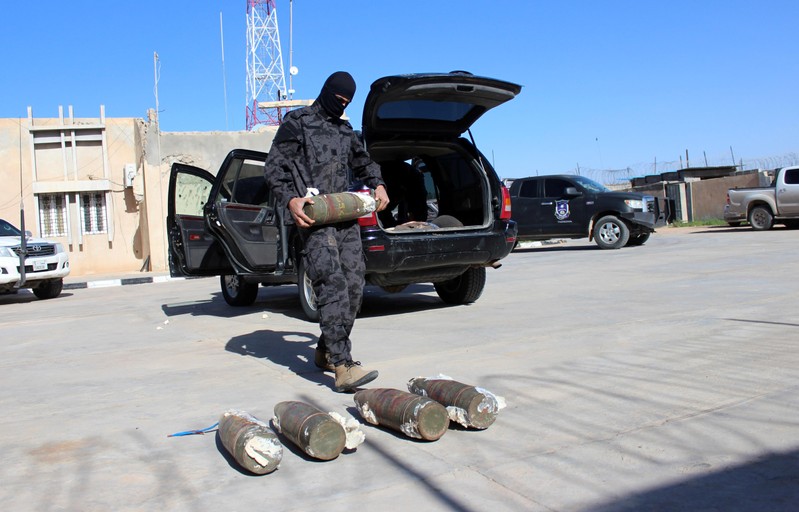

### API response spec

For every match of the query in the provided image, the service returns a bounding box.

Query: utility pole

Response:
[220,11,229,130]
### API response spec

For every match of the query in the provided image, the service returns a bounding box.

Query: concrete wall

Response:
[631,172,762,222]
[687,173,760,220]
[1,110,277,277]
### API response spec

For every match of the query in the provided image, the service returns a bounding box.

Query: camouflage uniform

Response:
[264,101,384,366]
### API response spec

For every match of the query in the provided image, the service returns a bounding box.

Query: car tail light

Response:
[500,185,512,220]
[358,213,378,227]
[725,193,730,205]
[356,187,379,227]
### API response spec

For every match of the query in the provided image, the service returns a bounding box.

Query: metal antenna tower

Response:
[245,0,287,129]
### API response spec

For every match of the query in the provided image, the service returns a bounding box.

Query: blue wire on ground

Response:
[167,421,219,437]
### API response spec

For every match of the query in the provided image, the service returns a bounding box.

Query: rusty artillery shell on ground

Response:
[353,388,449,441]
[218,410,282,475]
[407,377,501,429]
[302,192,376,225]
[273,401,347,460]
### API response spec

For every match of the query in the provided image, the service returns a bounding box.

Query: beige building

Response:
[0,106,276,277]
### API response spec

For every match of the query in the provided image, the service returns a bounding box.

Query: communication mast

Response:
[245,0,287,129]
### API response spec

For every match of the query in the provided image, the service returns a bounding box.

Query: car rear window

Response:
[377,100,474,123]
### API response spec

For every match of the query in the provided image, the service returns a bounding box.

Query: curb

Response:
[63,275,186,291]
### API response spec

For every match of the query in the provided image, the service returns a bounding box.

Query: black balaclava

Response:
[318,71,356,118]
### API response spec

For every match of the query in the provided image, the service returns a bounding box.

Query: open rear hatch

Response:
[362,72,521,143]
[361,72,521,232]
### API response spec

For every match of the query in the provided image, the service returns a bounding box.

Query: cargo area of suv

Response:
[370,143,493,231]
[359,137,514,290]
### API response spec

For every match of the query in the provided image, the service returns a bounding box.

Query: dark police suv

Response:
[508,175,663,249]
[166,72,521,320]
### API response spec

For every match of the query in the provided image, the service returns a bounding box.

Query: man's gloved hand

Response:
[374,185,390,212]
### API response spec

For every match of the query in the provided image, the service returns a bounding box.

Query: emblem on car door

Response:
[555,200,570,220]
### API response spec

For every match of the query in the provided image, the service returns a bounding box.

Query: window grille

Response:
[80,192,107,234]
[38,193,67,236]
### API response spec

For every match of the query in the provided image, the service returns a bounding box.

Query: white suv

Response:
[0,218,70,299]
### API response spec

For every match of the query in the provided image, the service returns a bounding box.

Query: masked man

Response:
[264,71,389,392]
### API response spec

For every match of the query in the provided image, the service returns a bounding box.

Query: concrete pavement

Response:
[2,225,798,511]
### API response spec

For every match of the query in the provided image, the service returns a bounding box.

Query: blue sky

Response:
[2,1,797,181]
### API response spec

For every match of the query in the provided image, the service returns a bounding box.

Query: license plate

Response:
[33,260,47,271]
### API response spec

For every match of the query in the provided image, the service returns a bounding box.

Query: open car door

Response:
[203,150,281,274]
[166,150,281,278]
[167,163,233,277]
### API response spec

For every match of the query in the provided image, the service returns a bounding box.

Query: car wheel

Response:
[220,275,258,306]
[594,215,630,249]
[434,267,486,304]
[625,232,650,247]
[297,258,320,323]
[33,278,63,299]
[748,206,773,231]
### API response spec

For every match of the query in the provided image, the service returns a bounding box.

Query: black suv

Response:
[167,72,521,320]
[508,175,663,249]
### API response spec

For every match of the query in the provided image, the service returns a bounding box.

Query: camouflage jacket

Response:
[264,102,384,215]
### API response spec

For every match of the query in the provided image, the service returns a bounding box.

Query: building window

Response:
[38,193,67,237]
[80,192,107,234]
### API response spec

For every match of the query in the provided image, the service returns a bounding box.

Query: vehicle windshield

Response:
[572,176,611,193]
[0,218,22,237]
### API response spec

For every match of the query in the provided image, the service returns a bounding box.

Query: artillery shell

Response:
[218,410,282,475]
[273,401,347,461]
[407,377,501,429]
[303,192,376,225]
[354,388,449,441]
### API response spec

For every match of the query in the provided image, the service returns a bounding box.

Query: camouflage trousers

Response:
[300,222,364,366]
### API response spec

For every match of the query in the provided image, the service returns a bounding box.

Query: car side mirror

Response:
[25,230,33,239]
[564,186,581,197]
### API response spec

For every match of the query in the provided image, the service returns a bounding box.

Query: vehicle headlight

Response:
[624,199,644,210]
[54,243,65,254]
[0,246,14,257]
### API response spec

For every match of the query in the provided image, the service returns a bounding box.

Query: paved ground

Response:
[2,225,798,511]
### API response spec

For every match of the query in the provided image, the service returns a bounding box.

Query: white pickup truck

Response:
[724,165,799,230]
[0,218,70,298]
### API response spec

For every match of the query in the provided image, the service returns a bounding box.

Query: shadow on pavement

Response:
[689,224,793,235]
[513,244,597,253]
[724,318,799,328]
[160,296,258,319]
[213,433,264,477]
[0,290,75,304]
[590,448,799,512]
[161,284,451,321]
[361,429,482,512]
[358,284,453,319]
[224,329,330,389]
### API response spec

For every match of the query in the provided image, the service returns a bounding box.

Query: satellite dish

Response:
[290,66,299,76]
